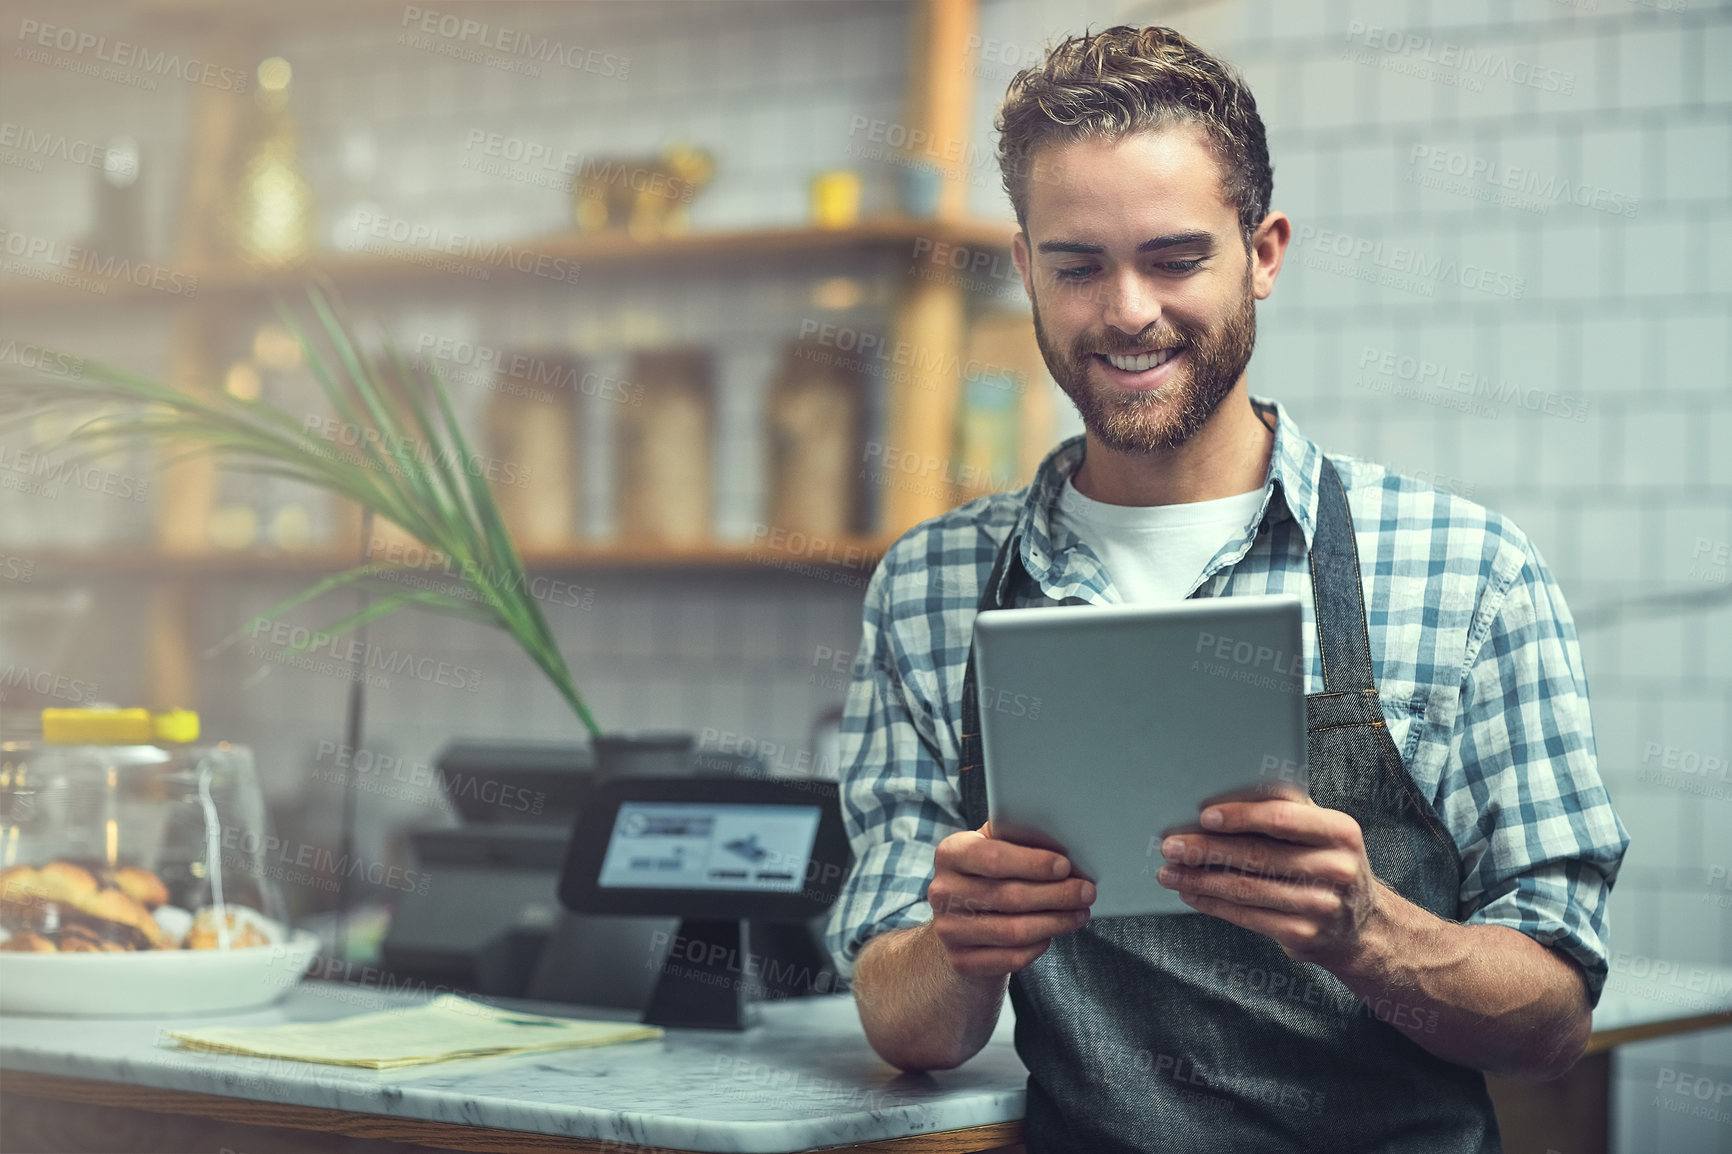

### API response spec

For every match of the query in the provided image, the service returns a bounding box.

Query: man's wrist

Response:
[1321,878,1411,984]
[918,919,1011,999]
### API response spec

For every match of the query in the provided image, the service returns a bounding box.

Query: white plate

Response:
[0,930,320,1017]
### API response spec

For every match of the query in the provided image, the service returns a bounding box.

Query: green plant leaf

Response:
[0,286,601,737]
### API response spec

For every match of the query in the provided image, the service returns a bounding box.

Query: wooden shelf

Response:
[7,0,987,711]
[23,535,899,577]
[0,217,1018,308]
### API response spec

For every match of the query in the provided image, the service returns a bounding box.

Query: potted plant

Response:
[0,286,684,777]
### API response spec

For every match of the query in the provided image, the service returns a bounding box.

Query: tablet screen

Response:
[595,802,822,893]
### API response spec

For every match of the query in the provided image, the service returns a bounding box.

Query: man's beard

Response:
[1032,267,1258,455]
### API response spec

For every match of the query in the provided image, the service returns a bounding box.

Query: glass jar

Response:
[0,711,291,954]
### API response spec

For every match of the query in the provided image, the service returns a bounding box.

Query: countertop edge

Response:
[0,1046,1029,1154]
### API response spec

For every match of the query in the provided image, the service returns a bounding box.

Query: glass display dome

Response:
[0,710,292,956]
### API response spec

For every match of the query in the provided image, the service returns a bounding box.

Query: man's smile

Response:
[1093,346,1186,391]
[1100,348,1182,371]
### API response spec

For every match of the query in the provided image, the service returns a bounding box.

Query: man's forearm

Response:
[1332,884,1592,1080]
[851,921,1009,1071]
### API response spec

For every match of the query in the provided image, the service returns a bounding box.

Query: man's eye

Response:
[1160,259,1203,273]
[1053,266,1095,281]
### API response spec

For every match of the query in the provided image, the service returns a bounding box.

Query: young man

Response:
[824,25,1628,1154]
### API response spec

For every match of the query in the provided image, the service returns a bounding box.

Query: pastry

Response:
[152,904,194,944]
[0,930,57,952]
[58,924,128,952]
[39,860,170,911]
[0,861,177,950]
[184,906,278,950]
[0,925,132,952]
[113,866,169,911]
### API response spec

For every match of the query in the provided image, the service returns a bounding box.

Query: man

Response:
[823,24,1628,1154]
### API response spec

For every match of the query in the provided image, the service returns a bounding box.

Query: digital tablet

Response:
[972,595,1309,918]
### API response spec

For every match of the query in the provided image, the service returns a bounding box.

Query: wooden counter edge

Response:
[1584,1009,1732,1054]
[0,1070,1025,1154]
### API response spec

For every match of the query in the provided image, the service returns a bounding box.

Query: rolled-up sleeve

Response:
[823,553,969,982]
[1453,535,1630,1006]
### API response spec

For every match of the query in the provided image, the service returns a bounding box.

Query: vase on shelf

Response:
[228,56,316,269]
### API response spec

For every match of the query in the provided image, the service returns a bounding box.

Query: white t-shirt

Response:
[1054,476,1266,603]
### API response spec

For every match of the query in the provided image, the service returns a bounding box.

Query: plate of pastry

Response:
[0,860,320,1016]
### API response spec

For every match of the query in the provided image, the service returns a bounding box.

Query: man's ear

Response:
[1249,212,1291,301]
[1012,231,1035,303]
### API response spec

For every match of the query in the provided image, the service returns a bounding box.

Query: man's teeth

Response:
[1104,348,1179,372]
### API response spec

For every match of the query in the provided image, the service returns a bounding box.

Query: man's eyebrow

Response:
[1035,231,1218,255]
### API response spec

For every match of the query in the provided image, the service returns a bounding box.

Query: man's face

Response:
[1015,125,1263,455]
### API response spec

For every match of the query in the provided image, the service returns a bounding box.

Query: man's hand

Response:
[1154,796,1383,967]
[1154,794,1594,1080]
[927,822,1096,983]
[852,823,1095,1072]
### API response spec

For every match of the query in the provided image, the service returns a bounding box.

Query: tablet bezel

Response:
[972,595,1310,917]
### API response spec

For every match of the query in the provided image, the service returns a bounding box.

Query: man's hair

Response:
[996,25,1272,246]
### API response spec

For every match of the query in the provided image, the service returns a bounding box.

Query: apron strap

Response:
[1308,456,1378,694]
[958,530,1022,829]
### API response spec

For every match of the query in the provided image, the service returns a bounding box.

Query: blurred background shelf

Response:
[0,0,1059,716]
[24,536,899,577]
[0,217,1021,308]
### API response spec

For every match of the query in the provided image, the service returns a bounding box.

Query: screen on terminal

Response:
[595,802,822,894]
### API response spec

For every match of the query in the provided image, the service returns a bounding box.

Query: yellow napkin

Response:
[165,995,662,1069]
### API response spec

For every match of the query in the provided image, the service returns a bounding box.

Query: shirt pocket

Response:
[1382,690,1446,804]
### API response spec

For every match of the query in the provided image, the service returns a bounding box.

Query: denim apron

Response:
[957,458,1502,1153]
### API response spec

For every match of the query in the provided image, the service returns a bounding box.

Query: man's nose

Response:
[1100,273,1161,338]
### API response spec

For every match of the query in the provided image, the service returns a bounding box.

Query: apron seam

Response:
[1308,721,1387,734]
[1307,538,1334,692]
[1378,750,1460,861]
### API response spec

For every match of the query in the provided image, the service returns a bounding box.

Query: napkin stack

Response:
[166,995,662,1070]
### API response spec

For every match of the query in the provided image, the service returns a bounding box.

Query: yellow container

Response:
[810,170,861,229]
[41,708,200,744]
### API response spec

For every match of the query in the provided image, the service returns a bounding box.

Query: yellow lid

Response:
[41,708,201,744]
[152,709,201,743]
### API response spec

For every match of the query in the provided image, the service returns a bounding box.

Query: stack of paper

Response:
[165,995,662,1070]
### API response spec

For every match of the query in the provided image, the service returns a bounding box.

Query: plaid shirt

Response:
[825,396,1629,1003]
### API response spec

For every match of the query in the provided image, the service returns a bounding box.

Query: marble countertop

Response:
[4,963,1727,1153]
[0,985,1029,1154]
